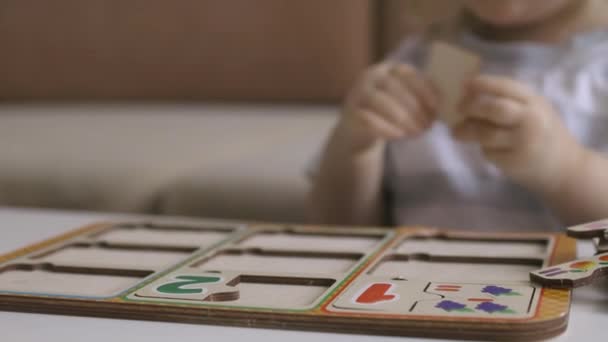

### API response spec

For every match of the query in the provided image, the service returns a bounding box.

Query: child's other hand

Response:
[452,75,584,191]
[338,63,440,153]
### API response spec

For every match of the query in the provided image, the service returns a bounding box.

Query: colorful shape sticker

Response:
[536,255,608,278]
[540,269,569,277]
[435,300,474,313]
[539,267,561,275]
[569,261,596,273]
[482,285,521,296]
[468,298,494,302]
[434,284,461,292]
[475,302,516,314]
[354,283,399,305]
[156,275,222,295]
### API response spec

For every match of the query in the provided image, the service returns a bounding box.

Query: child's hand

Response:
[338,63,440,153]
[452,75,585,191]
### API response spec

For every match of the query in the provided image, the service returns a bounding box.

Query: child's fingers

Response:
[347,62,438,140]
[355,109,405,140]
[461,94,525,127]
[375,76,421,118]
[452,119,518,150]
[364,63,394,83]
[361,87,409,129]
[349,62,394,100]
[468,75,534,103]
[392,64,440,114]
[375,75,432,130]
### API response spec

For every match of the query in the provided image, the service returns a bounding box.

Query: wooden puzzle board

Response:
[0,219,575,341]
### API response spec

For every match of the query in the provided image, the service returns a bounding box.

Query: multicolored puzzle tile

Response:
[412,283,537,318]
[530,252,608,288]
[330,276,537,318]
[531,219,608,288]
[566,219,608,239]
[595,237,608,253]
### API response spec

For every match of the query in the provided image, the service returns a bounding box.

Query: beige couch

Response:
[0,0,457,223]
[0,104,336,223]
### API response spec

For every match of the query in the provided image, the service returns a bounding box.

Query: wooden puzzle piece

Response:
[410,283,536,319]
[530,252,608,288]
[566,219,608,239]
[567,219,608,254]
[331,279,536,318]
[594,237,608,253]
[134,271,239,302]
[411,296,533,318]
[425,282,533,299]
[331,277,439,312]
[425,41,481,125]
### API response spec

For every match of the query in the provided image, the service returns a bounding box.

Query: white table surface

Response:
[0,207,606,342]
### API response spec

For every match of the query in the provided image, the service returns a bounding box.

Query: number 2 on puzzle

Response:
[156,275,222,295]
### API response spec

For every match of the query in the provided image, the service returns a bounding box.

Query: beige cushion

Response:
[158,121,334,223]
[0,104,337,219]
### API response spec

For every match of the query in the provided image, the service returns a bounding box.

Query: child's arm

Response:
[454,75,608,225]
[308,63,439,226]
[308,125,387,226]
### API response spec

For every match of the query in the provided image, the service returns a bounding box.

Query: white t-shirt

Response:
[385,30,608,232]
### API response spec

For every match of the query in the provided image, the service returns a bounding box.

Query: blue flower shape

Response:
[482,285,520,296]
[435,300,473,312]
[476,302,515,314]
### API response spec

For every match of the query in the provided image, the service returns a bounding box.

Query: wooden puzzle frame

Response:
[0,219,575,341]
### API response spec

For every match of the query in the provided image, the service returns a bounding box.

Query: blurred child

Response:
[309,0,608,231]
